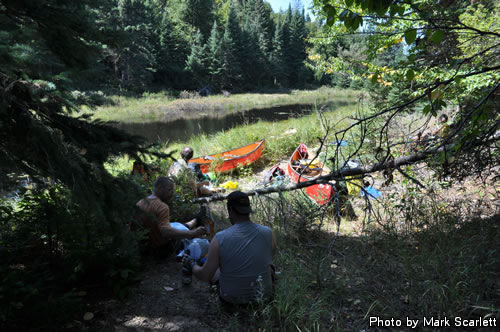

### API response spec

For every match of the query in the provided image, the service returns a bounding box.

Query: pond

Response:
[115,101,350,143]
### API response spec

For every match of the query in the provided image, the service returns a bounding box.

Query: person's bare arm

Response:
[193,237,220,282]
[156,202,206,239]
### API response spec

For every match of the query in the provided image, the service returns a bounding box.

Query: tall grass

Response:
[167,103,362,166]
[88,87,361,123]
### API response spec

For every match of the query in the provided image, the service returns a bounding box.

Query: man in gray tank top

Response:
[191,191,277,305]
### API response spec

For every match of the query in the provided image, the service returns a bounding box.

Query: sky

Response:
[266,0,315,17]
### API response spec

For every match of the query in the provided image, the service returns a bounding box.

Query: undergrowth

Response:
[214,188,499,330]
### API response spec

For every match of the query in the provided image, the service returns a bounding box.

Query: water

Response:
[115,101,349,143]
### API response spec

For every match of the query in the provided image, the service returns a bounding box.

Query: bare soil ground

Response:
[81,258,224,331]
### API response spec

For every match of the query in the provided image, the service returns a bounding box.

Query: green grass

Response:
[86,87,362,123]
[165,103,364,165]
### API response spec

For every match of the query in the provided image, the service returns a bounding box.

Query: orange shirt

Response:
[136,196,171,246]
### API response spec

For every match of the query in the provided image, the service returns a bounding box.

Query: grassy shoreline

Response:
[161,103,362,165]
[87,87,362,123]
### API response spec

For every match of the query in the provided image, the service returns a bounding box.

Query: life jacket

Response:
[298,143,309,160]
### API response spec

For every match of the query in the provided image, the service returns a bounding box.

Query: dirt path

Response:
[83,257,223,331]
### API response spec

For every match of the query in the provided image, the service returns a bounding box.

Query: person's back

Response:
[216,221,273,304]
[191,191,277,306]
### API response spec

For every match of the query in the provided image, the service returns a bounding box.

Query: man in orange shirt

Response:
[136,177,206,252]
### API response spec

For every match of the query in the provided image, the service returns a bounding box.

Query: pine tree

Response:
[103,0,156,90]
[252,0,274,58]
[278,5,293,86]
[240,17,265,86]
[0,0,155,222]
[185,29,209,85]
[183,0,215,38]
[271,18,287,86]
[207,21,224,89]
[288,8,308,86]
[220,3,243,89]
[155,9,190,87]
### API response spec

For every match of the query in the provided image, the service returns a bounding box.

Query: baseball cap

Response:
[227,191,252,214]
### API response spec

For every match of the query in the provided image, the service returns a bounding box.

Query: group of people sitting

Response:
[135,148,276,308]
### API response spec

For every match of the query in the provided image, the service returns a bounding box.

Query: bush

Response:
[0,178,146,330]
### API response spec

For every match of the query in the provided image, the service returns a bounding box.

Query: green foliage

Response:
[311,0,499,179]
[0,2,165,328]
[0,181,145,329]
[219,3,243,89]
[185,29,209,84]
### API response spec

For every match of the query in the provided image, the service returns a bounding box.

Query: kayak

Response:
[288,143,335,205]
[189,138,265,174]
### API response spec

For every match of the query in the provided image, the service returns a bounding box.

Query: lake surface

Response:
[115,101,349,143]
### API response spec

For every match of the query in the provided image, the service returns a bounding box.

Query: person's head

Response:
[227,191,252,223]
[153,177,175,203]
[439,114,448,123]
[181,147,194,162]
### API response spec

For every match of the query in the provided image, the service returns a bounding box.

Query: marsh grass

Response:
[87,87,361,123]
[166,103,362,166]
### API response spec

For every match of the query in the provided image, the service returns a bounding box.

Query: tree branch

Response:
[193,144,454,203]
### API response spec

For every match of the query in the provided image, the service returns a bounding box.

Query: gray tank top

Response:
[216,221,273,304]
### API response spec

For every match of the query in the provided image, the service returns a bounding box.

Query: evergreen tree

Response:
[207,21,224,88]
[185,29,209,85]
[279,5,293,86]
[220,3,243,89]
[184,0,215,38]
[0,0,155,280]
[103,0,157,90]
[240,17,265,87]
[155,9,190,87]
[271,18,287,85]
[288,8,307,86]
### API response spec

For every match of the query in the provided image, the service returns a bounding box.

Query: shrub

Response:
[0,178,146,330]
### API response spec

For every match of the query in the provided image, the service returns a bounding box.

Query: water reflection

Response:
[115,101,348,143]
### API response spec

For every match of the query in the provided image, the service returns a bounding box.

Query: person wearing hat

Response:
[190,191,277,305]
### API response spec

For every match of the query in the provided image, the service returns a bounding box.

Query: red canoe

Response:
[189,138,265,174]
[288,143,335,205]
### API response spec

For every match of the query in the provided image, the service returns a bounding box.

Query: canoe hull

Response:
[288,143,334,205]
[189,138,265,174]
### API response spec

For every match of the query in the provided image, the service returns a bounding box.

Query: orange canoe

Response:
[288,143,335,205]
[189,138,265,174]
